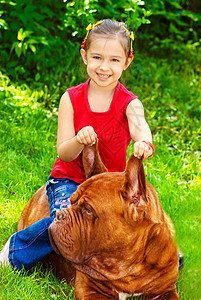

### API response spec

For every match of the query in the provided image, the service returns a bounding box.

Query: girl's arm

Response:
[57,92,97,162]
[126,99,153,159]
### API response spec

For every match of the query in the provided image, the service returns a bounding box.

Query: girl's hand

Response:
[134,141,154,160]
[76,126,97,146]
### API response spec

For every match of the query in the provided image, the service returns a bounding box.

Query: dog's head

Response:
[49,142,178,283]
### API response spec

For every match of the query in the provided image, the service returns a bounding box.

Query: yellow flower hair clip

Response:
[81,21,103,49]
[122,26,134,59]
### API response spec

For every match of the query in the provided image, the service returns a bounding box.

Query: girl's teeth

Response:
[99,74,109,78]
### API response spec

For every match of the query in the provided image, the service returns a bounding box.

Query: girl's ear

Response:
[80,49,88,65]
[124,56,133,70]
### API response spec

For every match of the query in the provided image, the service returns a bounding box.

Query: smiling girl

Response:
[0,19,154,271]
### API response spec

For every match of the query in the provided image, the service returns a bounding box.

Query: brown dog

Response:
[18,142,179,299]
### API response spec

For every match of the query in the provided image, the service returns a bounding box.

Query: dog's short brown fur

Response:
[18,142,179,299]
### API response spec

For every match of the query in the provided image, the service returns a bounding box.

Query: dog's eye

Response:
[84,207,92,214]
[82,206,93,216]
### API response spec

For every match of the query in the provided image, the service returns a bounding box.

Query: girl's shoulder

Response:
[66,79,89,94]
[117,82,137,100]
[66,80,89,104]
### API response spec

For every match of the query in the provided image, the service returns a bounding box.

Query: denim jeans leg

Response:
[9,217,54,270]
[46,177,80,217]
[8,177,79,271]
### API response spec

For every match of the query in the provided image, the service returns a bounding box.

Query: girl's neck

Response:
[87,80,117,112]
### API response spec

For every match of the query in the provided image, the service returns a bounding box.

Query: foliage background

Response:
[1,0,201,91]
[0,0,201,299]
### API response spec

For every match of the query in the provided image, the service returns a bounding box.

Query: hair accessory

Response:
[142,141,155,159]
[81,21,103,50]
[122,26,134,59]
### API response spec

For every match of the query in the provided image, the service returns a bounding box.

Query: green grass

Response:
[0,48,201,299]
[0,265,74,300]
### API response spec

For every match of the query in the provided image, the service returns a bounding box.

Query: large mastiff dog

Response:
[18,142,179,299]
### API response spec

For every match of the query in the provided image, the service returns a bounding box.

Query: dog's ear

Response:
[121,154,147,220]
[83,140,108,178]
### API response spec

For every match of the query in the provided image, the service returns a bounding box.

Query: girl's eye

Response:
[112,59,119,62]
[93,56,101,60]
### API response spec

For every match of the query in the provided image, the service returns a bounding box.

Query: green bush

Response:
[0,0,79,82]
[137,0,201,53]
[0,0,200,87]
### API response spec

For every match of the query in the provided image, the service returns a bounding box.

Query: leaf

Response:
[29,44,36,53]
[7,61,18,68]
[181,10,201,22]
[136,1,145,6]
[17,28,24,41]
[167,0,182,9]
[41,6,54,18]
[32,11,45,21]
[2,0,16,5]
[0,19,9,30]
[72,31,78,37]
[15,43,22,57]
[22,43,28,55]
[35,73,40,81]
[27,39,39,45]
[10,41,18,55]
[142,18,151,24]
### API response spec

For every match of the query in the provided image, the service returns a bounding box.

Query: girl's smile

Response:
[97,73,111,80]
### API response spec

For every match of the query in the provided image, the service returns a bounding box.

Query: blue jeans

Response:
[9,176,79,271]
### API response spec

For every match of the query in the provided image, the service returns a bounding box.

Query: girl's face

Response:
[81,36,132,90]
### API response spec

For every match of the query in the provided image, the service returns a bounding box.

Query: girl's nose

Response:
[100,60,110,71]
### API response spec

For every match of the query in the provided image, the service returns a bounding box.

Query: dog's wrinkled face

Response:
[49,143,166,281]
[49,172,145,280]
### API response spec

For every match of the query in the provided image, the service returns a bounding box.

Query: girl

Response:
[0,19,154,270]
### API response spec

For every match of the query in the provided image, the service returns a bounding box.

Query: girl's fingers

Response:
[143,144,150,159]
[134,142,143,158]
[134,142,150,159]
[77,126,97,145]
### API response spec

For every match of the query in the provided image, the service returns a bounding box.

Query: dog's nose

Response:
[56,210,65,221]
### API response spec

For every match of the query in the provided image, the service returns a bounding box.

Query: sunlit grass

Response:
[0,265,74,300]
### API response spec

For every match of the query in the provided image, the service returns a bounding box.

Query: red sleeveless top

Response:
[51,79,138,183]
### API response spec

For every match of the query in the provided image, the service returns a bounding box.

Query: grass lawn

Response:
[0,50,200,299]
